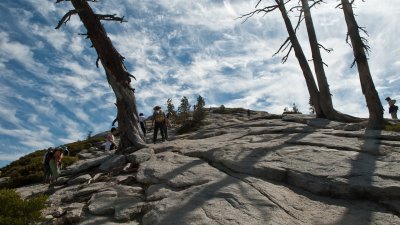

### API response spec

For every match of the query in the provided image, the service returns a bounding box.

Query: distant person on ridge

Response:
[139,113,147,135]
[152,106,167,144]
[385,97,398,120]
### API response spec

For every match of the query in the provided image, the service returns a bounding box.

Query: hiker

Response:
[247,109,251,119]
[139,113,147,135]
[385,97,398,120]
[152,106,167,143]
[48,147,63,183]
[103,127,117,150]
[43,147,53,184]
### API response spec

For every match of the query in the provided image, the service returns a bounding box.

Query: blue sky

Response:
[0,0,399,167]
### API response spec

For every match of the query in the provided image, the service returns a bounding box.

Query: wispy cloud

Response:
[0,0,399,163]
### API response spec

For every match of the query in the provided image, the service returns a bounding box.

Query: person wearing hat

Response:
[385,97,398,120]
[152,106,167,144]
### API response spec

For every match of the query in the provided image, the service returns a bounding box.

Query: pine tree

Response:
[193,95,206,122]
[177,96,191,123]
[166,99,177,117]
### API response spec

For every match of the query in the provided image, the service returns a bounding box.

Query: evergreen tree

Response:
[167,98,177,117]
[177,96,191,123]
[193,95,206,122]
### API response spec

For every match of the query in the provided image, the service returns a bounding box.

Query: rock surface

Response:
[16,111,400,224]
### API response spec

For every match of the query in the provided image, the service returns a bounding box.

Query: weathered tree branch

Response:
[281,46,293,63]
[96,57,100,68]
[237,5,279,23]
[273,37,290,57]
[318,43,333,53]
[96,14,127,23]
[55,10,78,29]
[309,0,325,8]
[294,10,304,32]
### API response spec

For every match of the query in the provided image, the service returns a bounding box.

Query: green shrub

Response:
[385,124,400,132]
[213,107,247,114]
[0,189,47,225]
[0,133,105,188]
[62,156,79,168]
[176,120,203,134]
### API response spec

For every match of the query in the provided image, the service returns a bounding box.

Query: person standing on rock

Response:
[385,97,398,119]
[152,106,167,144]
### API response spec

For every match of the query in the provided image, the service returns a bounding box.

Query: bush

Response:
[385,124,400,132]
[0,189,47,225]
[0,133,104,188]
[283,103,302,114]
[176,120,203,135]
[62,156,79,168]
[213,107,247,114]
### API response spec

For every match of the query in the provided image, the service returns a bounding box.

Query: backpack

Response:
[389,105,398,113]
[154,110,165,123]
[44,150,54,166]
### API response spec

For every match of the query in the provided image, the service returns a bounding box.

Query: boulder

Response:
[99,154,127,172]
[127,148,154,165]
[62,203,85,224]
[0,177,10,188]
[62,154,113,175]
[88,190,118,215]
[68,174,92,185]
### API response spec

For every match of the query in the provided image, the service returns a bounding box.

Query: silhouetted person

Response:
[385,97,398,120]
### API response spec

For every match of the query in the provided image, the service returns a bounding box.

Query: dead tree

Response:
[240,0,361,122]
[241,0,323,117]
[339,0,385,129]
[300,0,360,122]
[55,0,146,151]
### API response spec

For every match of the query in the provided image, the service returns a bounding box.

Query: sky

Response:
[0,0,399,167]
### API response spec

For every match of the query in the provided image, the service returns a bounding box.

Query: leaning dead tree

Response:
[240,0,323,118]
[240,0,361,122]
[338,0,385,129]
[55,0,146,151]
[300,0,361,122]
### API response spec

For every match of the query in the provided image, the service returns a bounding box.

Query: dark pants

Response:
[163,123,168,140]
[153,122,165,143]
[140,122,146,135]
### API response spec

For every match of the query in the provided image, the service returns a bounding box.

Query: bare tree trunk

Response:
[341,0,385,129]
[276,0,324,117]
[301,0,333,114]
[69,0,146,150]
[301,0,361,122]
